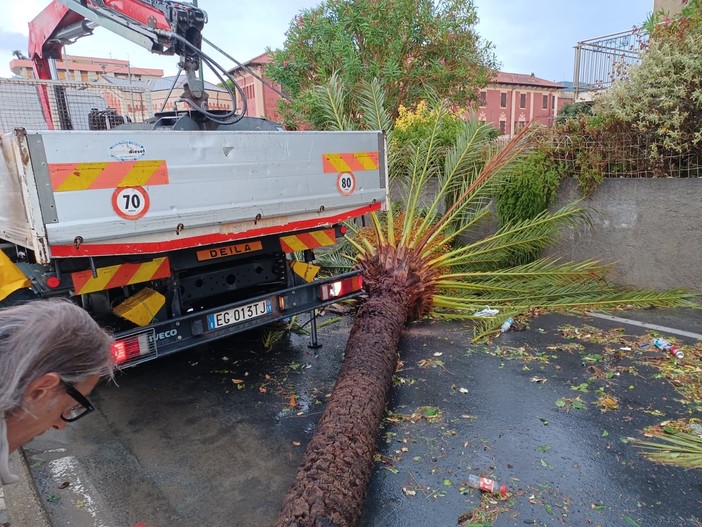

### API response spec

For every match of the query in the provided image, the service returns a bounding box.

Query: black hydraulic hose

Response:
[76,2,247,124]
[163,31,246,124]
[159,66,182,113]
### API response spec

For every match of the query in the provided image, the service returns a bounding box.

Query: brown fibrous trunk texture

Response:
[274,284,410,527]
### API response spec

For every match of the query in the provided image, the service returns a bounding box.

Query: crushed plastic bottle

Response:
[467,474,507,495]
[500,317,514,333]
[474,307,499,317]
[652,338,684,359]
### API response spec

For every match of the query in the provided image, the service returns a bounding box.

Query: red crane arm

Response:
[29,0,172,81]
[27,0,206,128]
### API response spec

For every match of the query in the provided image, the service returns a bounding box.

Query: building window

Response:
[520,93,527,109]
[514,120,526,132]
[542,94,548,109]
[499,120,506,134]
[479,91,487,107]
[500,92,507,108]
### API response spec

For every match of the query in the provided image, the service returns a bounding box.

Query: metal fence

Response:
[0,78,153,132]
[573,29,646,100]
[549,131,702,180]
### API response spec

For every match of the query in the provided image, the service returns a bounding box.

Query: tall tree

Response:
[274,81,696,527]
[266,0,497,128]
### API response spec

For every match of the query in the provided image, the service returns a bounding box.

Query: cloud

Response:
[0,30,28,51]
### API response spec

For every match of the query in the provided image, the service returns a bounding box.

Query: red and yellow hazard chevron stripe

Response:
[71,257,171,295]
[322,151,379,174]
[49,160,169,192]
[279,229,336,253]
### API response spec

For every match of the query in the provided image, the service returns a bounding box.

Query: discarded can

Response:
[467,474,507,495]
[652,338,684,359]
[500,317,514,333]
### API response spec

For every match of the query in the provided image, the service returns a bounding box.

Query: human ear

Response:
[24,372,62,404]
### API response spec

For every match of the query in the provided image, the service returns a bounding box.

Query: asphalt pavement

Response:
[3,308,701,527]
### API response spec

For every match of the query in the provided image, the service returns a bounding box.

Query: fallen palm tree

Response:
[274,79,697,527]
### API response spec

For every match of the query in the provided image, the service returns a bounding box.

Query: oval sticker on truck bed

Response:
[110,140,146,161]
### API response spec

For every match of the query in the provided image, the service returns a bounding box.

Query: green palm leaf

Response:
[315,72,355,131]
[357,78,392,132]
[635,432,702,470]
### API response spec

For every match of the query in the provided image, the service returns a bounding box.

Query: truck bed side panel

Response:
[7,130,386,260]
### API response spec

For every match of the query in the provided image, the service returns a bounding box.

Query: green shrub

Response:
[391,101,478,178]
[495,145,564,224]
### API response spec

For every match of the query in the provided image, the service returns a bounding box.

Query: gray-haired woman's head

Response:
[0,299,114,416]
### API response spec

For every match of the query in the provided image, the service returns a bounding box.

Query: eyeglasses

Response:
[61,381,95,422]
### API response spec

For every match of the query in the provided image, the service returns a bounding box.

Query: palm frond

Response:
[314,243,356,275]
[426,203,589,269]
[424,206,493,252]
[635,432,702,469]
[398,111,446,247]
[369,211,386,247]
[357,78,392,132]
[414,124,534,254]
[316,72,355,131]
[343,222,375,257]
[436,257,609,283]
[410,122,497,249]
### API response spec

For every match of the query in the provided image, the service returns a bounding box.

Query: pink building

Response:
[228,53,282,122]
[473,72,570,136]
[228,52,572,134]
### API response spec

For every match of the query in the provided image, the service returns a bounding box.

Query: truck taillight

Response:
[111,331,155,365]
[319,275,363,301]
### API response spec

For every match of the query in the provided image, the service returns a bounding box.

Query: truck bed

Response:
[0,129,386,263]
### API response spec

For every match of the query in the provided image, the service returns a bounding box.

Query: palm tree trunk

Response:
[275,290,410,527]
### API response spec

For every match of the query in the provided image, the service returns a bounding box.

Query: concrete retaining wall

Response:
[547,178,702,292]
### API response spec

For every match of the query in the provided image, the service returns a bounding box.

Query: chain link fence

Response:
[0,78,153,132]
[546,118,702,180]
[551,132,701,179]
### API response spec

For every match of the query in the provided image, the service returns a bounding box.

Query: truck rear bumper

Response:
[111,270,363,367]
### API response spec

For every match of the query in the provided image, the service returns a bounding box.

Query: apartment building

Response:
[229,53,568,135]
[473,72,569,136]
[9,54,163,82]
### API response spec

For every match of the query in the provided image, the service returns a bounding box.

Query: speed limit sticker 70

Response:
[336,172,356,196]
[111,186,150,220]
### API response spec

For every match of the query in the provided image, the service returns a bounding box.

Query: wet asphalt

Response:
[19,309,702,527]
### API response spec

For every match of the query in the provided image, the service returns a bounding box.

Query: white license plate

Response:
[207,299,273,330]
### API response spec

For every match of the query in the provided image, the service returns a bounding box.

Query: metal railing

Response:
[573,29,646,100]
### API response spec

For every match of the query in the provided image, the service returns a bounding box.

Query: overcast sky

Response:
[0,0,652,83]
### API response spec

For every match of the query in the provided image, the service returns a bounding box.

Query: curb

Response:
[1,485,9,526]
[2,449,51,527]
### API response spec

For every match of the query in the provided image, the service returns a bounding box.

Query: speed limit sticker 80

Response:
[336,172,356,196]
[111,186,150,220]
